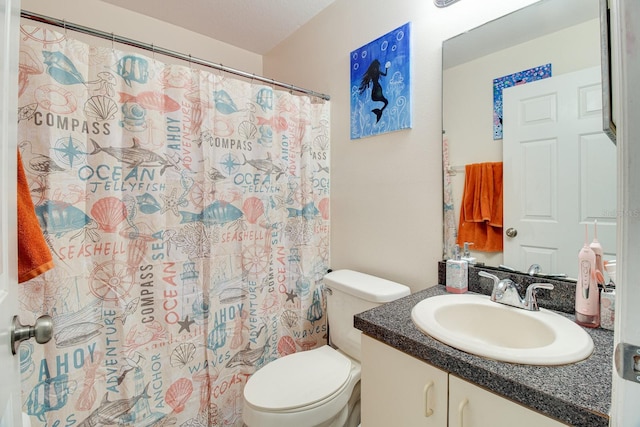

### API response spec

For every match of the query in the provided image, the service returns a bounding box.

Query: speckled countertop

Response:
[354,285,612,427]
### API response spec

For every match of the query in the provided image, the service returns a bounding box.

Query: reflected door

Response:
[503,66,616,279]
[0,0,23,426]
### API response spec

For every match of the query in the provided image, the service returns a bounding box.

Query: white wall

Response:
[444,18,601,267]
[20,0,262,75]
[264,0,538,292]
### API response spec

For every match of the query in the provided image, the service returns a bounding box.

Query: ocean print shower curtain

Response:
[16,25,330,426]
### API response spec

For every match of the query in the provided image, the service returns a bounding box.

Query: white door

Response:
[502,66,617,279]
[610,0,640,424]
[0,0,23,426]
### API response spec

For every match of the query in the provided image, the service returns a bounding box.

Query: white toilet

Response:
[242,269,411,427]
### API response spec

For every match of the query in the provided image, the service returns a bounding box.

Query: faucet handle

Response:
[524,283,554,311]
[478,271,499,285]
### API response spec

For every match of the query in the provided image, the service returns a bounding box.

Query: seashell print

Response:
[314,134,330,150]
[170,343,197,368]
[242,197,264,224]
[277,335,296,357]
[207,321,227,354]
[90,196,128,233]
[84,95,117,121]
[165,378,194,413]
[318,198,330,220]
[118,91,180,113]
[238,121,257,139]
[280,309,299,329]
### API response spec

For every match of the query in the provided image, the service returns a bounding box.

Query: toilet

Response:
[242,269,411,427]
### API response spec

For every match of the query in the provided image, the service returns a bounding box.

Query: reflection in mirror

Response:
[442,0,616,280]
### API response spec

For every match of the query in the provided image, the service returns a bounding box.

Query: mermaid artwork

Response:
[358,59,390,123]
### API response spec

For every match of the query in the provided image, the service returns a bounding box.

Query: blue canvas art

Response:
[350,22,412,140]
[493,63,552,139]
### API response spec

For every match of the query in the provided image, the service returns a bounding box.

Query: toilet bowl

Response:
[243,345,361,427]
[242,270,410,427]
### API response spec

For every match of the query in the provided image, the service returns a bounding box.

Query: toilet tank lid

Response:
[323,270,410,303]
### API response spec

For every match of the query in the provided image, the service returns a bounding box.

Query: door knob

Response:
[11,315,53,355]
[505,227,518,238]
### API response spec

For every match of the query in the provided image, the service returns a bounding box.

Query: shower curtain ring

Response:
[111,32,115,52]
[151,43,155,63]
[62,19,67,36]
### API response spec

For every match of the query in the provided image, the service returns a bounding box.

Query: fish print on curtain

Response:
[17,25,330,426]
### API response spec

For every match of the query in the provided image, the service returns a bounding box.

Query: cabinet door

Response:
[448,375,568,427]
[361,335,448,427]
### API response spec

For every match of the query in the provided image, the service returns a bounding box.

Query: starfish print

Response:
[285,289,298,303]
[160,188,181,216]
[177,316,196,333]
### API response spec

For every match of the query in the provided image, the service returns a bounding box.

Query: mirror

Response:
[442,0,617,280]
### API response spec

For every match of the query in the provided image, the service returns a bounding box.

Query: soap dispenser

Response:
[575,224,600,328]
[461,242,476,265]
[446,244,468,294]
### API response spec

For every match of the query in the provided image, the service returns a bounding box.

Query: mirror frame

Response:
[600,0,616,143]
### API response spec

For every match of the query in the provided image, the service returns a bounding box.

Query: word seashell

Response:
[91,196,128,233]
[277,335,296,357]
[165,378,193,413]
[242,197,264,224]
[84,95,117,121]
[170,343,197,368]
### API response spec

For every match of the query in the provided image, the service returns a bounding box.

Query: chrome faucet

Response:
[478,271,554,311]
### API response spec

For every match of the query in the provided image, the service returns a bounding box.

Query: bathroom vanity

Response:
[354,286,612,427]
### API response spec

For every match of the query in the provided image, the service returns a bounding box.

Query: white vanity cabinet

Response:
[361,335,568,427]
[361,334,448,426]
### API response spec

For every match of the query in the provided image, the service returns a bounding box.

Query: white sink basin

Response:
[411,294,594,365]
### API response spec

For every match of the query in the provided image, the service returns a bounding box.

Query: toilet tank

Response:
[324,270,410,362]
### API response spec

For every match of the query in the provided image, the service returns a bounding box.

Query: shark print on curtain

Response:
[16,25,330,426]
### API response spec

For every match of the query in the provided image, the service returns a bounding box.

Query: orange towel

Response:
[456,162,503,252]
[18,151,54,283]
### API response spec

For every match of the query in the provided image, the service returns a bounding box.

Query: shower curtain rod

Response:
[20,10,331,101]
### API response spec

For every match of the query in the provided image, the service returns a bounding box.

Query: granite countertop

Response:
[354,285,612,427]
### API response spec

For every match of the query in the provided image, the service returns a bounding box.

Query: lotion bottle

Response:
[575,224,600,328]
[446,244,468,294]
[461,242,476,265]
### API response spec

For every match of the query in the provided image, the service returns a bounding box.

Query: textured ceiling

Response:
[99,0,337,55]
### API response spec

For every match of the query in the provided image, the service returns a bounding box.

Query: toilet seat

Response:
[244,345,353,411]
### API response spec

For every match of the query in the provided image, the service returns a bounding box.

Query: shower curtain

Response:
[17,25,330,426]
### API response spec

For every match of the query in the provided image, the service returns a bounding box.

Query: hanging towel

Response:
[456,162,503,252]
[18,151,54,283]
